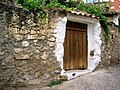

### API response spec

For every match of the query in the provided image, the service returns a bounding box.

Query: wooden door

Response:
[64,21,88,70]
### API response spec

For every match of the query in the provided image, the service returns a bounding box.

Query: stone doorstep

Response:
[63,69,92,80]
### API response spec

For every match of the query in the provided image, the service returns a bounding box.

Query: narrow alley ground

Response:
[43,65,120,90]
[2,65,120,90]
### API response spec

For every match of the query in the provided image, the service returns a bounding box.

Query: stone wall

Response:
[100,22,120,67]
[0,1,120,88]
[0,3,61,87]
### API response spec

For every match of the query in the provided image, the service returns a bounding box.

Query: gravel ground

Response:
[1,65,120,90]
[47,65,120,90]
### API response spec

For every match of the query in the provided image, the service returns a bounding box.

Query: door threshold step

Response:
[63,69,92,80]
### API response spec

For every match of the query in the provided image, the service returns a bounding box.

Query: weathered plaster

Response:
[113,15,119,26]
[87,22,102,71]
[55,17,67,73]
[55,14,102,80]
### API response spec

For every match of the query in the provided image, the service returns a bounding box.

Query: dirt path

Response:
[43,65,120,90]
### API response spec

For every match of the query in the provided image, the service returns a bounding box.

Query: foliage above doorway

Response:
[14,0,110,44]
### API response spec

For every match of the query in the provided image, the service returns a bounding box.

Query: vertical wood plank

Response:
[74,31,79,69]
[64,30,69,70]
[69,30,75,69]
[82,31,87,68]
[78,31,83,69]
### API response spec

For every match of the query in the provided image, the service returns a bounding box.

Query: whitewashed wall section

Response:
[55,16,102,79]
[54,17,67,74]
[113,15,119,26]
[87,22,102,71]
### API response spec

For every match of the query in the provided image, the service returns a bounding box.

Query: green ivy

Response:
[77,3,110,44]
[15,0,110,44]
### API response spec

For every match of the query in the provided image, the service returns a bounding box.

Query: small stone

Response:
[42,74,49,80]
[41,52,48,59]
[22,22,25,25]
[21,26,26,29]
[38,36,45,40]
[50,23,56,29]
[13,35,23,41]
[30,23,37,27]
[35,72,41,78]
[18,61,27,66]
[34,49,40,53]
[35,55,41,60]
[39,30,47,35]
[48,37,56,42]
[12,14,19,23]
[5,35,8,38]
[20,28,30,34]
[33,40,38,43]
[31,30,37,35]
[54,70,61,74]
[0,51,5,55]
[8,28,18,35]
[27,34,38,40]
[32,27,40,30]
[14,48,23,53]
[108,61,111,64]
[41,61,47,65]
[15,54,30,60]
[1,62,6,66]
[60,75,68,81]
[27,19,33,24]
[48,41,55,47]
[22,41,29,47]
[37,31,40,34]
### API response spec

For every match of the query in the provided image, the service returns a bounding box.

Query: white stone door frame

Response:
[55,13,102,80]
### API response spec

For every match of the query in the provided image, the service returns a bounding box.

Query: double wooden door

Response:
[64,21,88,70]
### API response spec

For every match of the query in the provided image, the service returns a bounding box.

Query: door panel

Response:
[64,21,88,70]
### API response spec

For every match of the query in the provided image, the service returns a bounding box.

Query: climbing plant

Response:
[77,3,110,44]
[14,0,110,44]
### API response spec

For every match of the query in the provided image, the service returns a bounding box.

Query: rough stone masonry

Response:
[0,3,61,87]
[100,22,120,68]
[0,1,120,88]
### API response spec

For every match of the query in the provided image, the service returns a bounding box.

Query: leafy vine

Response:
[14,0,110,44]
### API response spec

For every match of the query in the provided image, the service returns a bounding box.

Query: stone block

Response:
[29,23,38,27]
[60,75,68,81]
[32,27,40,31]
[15,54,30,60]
[48,41,55,47]
[41,52,48,60]
[12,14,19,23]
[14,48,23,53]
[27,19,33,24]
[30,30,37,35]
[18,61,27,66]
[35,71,41,78]
[39,30,47,36]
[34,48,40,53]
[38,36,45,40]
[22,41,29,47]
[8,28,18,35]
[13,35,23,41]
[20,28,30,34]
[35,54,41,60]
[27,34,38,40]
[48,37,56,42]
